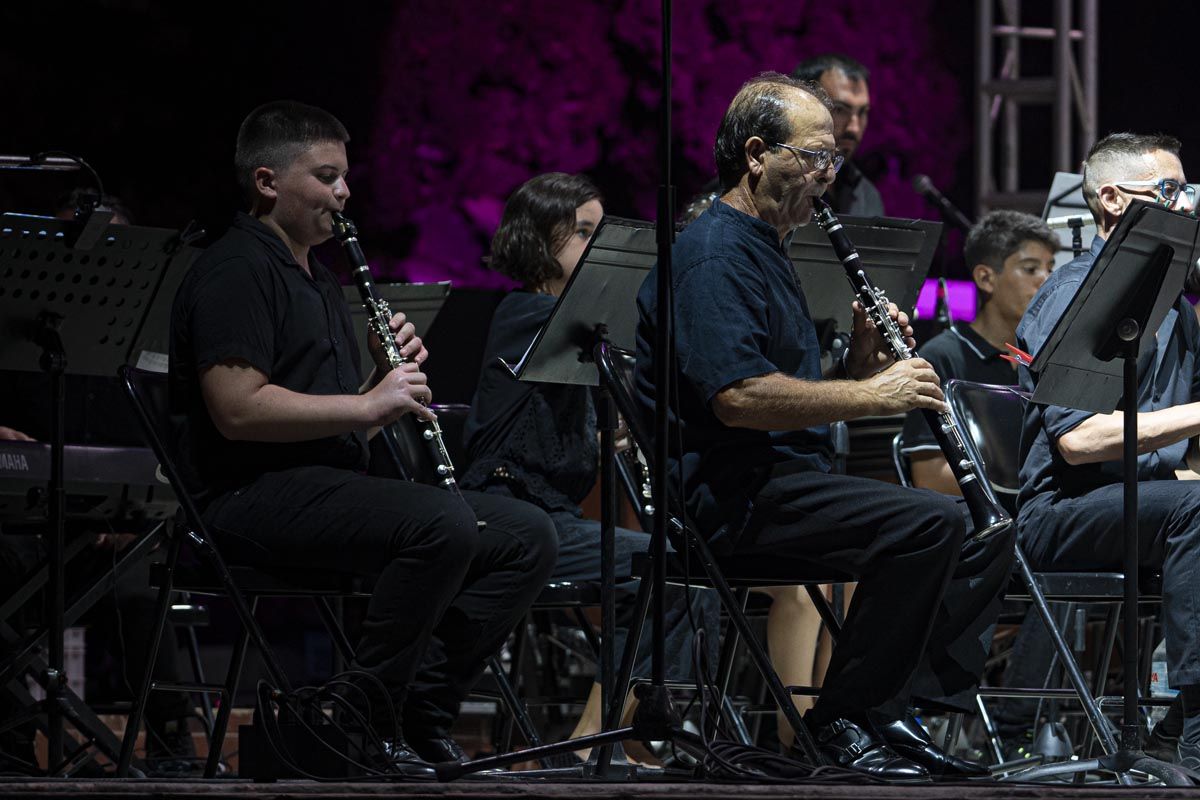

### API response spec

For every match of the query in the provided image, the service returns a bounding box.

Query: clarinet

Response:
[331,211,462,496]
[811,197,1011,543]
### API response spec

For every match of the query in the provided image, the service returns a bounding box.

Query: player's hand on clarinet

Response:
[865,358,947,415]
[845,300,916,379]
[364,363,437,424]
[368,311,429,365]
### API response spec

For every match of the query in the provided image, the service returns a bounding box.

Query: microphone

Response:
[1045,214,1094,230]
[912,174,974,233]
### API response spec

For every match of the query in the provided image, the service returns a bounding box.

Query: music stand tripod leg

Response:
[33,312,67,774]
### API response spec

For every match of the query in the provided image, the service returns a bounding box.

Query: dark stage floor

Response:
[0,777,1190,800]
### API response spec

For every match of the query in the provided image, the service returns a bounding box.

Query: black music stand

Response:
[343,281,449,378]
[0,212,185,773]
[788,215,940,355]
[517,216,657,778]
[1017,202,1199,785]
[441,217,694,780]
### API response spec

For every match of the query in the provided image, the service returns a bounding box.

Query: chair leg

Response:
[189,532,291,693]
[975,694,1005,765]
[942,711,963,753]
[116,529,183,777]
[487,653,543,751]
[570,607,601,659]
[1016,548,1119,755]
[804,584,842,641]
[183,622,215,734]
[204,597,256,779]
[314,596,355,666]
[1081,605,1122,759]
[715,590,752,745]
[684,531,821,764]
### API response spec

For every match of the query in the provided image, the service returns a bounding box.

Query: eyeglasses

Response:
[1115,178,1196,208]
[773,142,845,174]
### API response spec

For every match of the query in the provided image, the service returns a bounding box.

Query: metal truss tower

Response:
[975,0,1098,214]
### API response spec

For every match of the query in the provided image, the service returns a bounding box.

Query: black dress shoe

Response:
[874,716,990,779]
[408,734,469,764]
[807,717,930,782]
[381,738,437,778]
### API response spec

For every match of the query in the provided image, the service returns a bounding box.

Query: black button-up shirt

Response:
[170,213,367,505]
[1016,234,1200,514]
[634,200,831,547]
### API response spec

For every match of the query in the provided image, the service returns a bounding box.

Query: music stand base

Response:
[1001,750,1193,786]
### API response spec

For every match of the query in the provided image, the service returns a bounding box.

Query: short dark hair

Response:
[791,53,870,84]
[713,72,831,192]
[488,173,602,289]
[964,210,1058,301]
[1081,132,1182,222]
[234,100,349,202]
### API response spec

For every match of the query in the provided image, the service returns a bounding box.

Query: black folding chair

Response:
[944,379,1162,764]
[116,365,371,777]
[597,344,847,761]
[891,432,914,488]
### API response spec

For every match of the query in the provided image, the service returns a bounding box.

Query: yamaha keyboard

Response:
[0,440,177,523]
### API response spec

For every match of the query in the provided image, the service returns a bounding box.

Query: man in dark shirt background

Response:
[791,53,883,218]
[170,101,557,774]
[1017,132,1200,767]
[635,72,1011,781]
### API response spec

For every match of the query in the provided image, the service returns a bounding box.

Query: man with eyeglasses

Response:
[1017,132,1200,768]
[792,53,883,217]
[635,72,1007,782]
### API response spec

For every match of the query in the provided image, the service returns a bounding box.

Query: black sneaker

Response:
[1147,695,1183,763]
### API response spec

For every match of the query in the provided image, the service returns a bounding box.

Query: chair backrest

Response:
[891,432,913,487]
[943,379,1029,515]
[118,365,210,533]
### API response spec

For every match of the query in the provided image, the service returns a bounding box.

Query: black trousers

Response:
[719,466,1015,727]
[202,466,558,737]
[1019,480,1200,688]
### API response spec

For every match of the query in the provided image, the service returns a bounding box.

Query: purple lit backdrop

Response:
[362,0,968,288]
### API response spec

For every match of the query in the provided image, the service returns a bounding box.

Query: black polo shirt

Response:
[169,213,367,505]
[634,200,831,548]
[900,322,1017,456]
[460,291,599,514]
[1016,235,1200,512]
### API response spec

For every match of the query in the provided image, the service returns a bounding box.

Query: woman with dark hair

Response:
[461,173,713,760]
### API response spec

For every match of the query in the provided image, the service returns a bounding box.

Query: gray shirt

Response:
[1015,234,1200,515]
[828,159,884,217]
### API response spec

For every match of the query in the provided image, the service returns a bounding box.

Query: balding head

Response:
[714,72,833,192]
